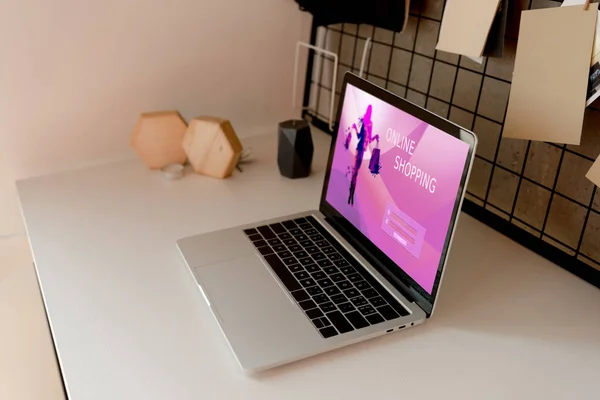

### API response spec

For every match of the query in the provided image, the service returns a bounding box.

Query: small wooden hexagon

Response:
[130,111,188,169]
[182,116,243,179]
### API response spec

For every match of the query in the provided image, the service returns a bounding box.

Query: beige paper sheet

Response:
[587,157,600,187]
[503,5,597,145]
[436,0,500,58]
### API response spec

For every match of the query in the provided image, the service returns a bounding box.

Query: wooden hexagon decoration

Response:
[130,111,188,169]
[182,116,243,179]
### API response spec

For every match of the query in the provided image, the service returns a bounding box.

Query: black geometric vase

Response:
[277,119,314,179]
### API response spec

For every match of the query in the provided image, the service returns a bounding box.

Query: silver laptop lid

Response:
[319,73,477,316]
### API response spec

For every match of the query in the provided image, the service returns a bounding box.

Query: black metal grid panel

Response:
[302,0,600,288]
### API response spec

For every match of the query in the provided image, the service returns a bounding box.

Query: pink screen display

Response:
[325,84,470,294]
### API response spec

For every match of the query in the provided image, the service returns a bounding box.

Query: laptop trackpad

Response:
[195,255,323,371]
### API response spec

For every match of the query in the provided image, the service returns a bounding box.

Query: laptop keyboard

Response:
[244,216,409,339]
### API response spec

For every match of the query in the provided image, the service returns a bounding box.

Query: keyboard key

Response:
[322,246,335,254]
[299,257,314,266]
[293,250,309,259]
[317,259,333,267]
[282,220,297,229]
[311,234,324,242]
[263,254,301,291]
[319,316,331,327]
[338,281,352,290]
[330,273,346,282]
[257,226,276,239]
[345,311,370,329]
[289,228,302,236]
[258,246,274,256]
[315,240,329,248]
[293,217,308,224]
[298,299,317,310]
[396,305,410,317]
[278,250,292,259]
[298,223,312,230]
[330,294,347,304]
[324,286,341,296]
[313,294,329,304]
[358,305,376,316]
[300,278,316,288]
[288,245,302,253]
[354,281,371,290]
[296,234,308,241]
[366,313,385,325]
[289,264,304,273]
[244,228,258,235]
[294,271,310,280]
[306,286,323,296]
[306,308,324,319]
[306,246,319,254]
[299,240,313,247]
[362,288,379,299]
[273,244,286,252]
[291,289,309,302]
[339,266,356,274]
[283,239,297,246]
[320,302,336,313]
[319,326,338,338]
[269,223,286,234]
[304,216,318,225]
[323,266,338,274]
[311,271,327,280]
[326,311,353,334]
[347,273,362,282]
[279,233,292,240]
[253,239,267,248]
[312,253,326,260]
[338,302,355,313]
[334,259,349,267]
[369,296,386,307]
[248,234,262,242]
[282,257,298,266]
[344,288,360,298]
[351,296,368,307]
[268,238,282,246]
[328,253,343,261]
[305,264,320,273]
[317,278,334,288]
[304,228,318,236]
[313,317,324,329]
[377,305,400,321]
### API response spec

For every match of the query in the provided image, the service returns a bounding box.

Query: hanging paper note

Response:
[587,156,600,187]
[436,0,501,58]
[503,5,597,145]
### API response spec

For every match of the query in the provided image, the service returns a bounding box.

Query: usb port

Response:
[398,325,406,329]
[386,329,393,333]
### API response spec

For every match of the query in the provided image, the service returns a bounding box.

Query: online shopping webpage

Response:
[325,84,470,294]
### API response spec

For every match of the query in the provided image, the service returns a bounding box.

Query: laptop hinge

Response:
[324,216,418,305]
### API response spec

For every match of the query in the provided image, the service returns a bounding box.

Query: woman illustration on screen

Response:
[347,105,379,206]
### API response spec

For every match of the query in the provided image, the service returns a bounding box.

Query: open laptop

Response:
[177,73,477,373]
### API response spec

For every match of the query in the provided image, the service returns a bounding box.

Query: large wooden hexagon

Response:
[182,116,243,179]
[130,111,188,169]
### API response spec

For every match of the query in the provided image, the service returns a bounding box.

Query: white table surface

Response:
[17,129,600,400]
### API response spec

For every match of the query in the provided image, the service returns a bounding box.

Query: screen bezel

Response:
[319,72,477,317]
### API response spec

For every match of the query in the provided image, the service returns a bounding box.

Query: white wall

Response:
[0,0,311,235]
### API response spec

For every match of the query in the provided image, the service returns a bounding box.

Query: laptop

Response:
[177,73,477,373]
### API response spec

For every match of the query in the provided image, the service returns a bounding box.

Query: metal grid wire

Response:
[302,0,600,287]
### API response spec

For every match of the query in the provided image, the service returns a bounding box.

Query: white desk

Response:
[18,129,600,400]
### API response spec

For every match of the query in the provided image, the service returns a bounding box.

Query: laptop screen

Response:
[324,83,470,295]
